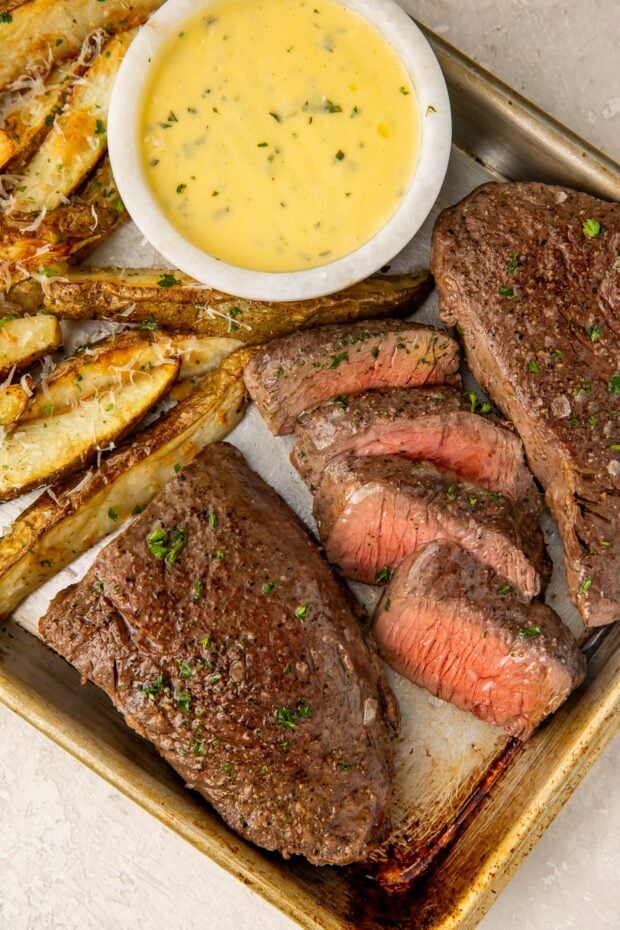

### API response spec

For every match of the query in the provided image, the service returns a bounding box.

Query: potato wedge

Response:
[0,349,250,618]
[21,332,169,421]
[1,157,127,290]
[0,313,62,378]
[0,46,99,172]
[43,268,434,340]
[9,31,134,213]
[153,333,243,381]
[0,383,27,425]
[0,0,163,91]
[0,355,179,500]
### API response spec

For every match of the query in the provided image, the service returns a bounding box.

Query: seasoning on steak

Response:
[291,387,539,503]
[313,455,546,598]
[374,541,586,740]
[431,181,620,626]
[244,319,460,435]
[39,443,398,866]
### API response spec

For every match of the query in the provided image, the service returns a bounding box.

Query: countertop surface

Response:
[1,2,618,928]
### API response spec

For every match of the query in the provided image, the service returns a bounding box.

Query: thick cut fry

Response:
[1,157,127,290]
[0,313,61,377]
[0,0,163,91]
[0,356,179,500]
[43,268,434,340]
[9,31,134,213]
[0,384,27,425]
[0,350,250,618]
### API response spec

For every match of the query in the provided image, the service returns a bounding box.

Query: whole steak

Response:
[432,182,620,626]
[39,443,398,865]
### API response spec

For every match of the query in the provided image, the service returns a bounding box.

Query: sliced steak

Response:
[314,455,546,598]
[374,541,586,740]
[292,387,538,503]
[39,443,398,866]
[432,181,620,626]
[244,319,460,434]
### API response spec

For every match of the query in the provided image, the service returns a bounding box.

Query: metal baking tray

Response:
[0,19,619,930]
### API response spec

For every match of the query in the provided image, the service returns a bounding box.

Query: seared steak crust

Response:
[244,319,460,434]
[432,182,620,625]
[374,542,586,740]
[39,443,398,865]
[314,455,547,598]
[292,386,539,504]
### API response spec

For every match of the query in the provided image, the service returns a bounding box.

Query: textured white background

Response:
[1,2,619,928]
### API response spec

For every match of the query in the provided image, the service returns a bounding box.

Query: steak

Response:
[39,443,398,865]
[374,542,586,740]
[432,182,620,626]
[313,455,546,598]
[244,319,460,434]
[291,387,538,503]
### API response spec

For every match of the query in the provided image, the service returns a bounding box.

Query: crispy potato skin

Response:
[0,350,251,618]
[0,314,62,378]
[43,269,434,340]
[1,157,127,290]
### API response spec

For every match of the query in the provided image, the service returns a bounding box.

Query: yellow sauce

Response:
[142,0,419,272]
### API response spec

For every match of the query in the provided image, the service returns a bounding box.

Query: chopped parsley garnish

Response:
[175,691,192,713]
[371,346,380,358]
[176,182,187,194]
[518,626,541,638]
[92,580,104,593]
[579,576,593,592]
[143,675,165,700]
[608,372,620,394]
[157,273,181,288]
[399,86,410,95]
[336,761,352,772]
[335,149,345,161]
[0,12,13,22]
[275,699,313,729]
[466,391,491,414]
[446,485,457,501]
[138,315,158,330]
[147,526,186,564]
[506,252,521,276]
[426,104,437,115]
[167,110,178,123]
[257,142,268,147]
[174,463,182,473]
[324,100,342,113]
[107,507,118,521]
[192,579,204,602]
[179,661,193,680]
[132,504,143,515]
[375,566,393,584]
[295,604,308,620]
[42,404,53,417]
[583,218,603,238]
[331,395,348,409]
[208,512,218,529]
[498,285,516,298]
[95,119,106,135]
[587,322,601,342]
[526,359,541,373]
[221,762,234,779]
[214,550,225,561]
[269,110,281,122]
[330,352,348,368]
[199,635,212,649]
[262,580,276,595]
[497,583,513,595]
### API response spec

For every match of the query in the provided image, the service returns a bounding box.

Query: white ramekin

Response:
[108,0,452,301]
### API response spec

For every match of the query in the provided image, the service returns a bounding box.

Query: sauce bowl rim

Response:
[108,0,452,301]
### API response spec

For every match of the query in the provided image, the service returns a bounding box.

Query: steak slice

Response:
[39,443,398,866]
[292,387,538,503]
[374,542,586,740]
[314,455,546,598]
[432,181,620,626]
[244,319,460,434]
